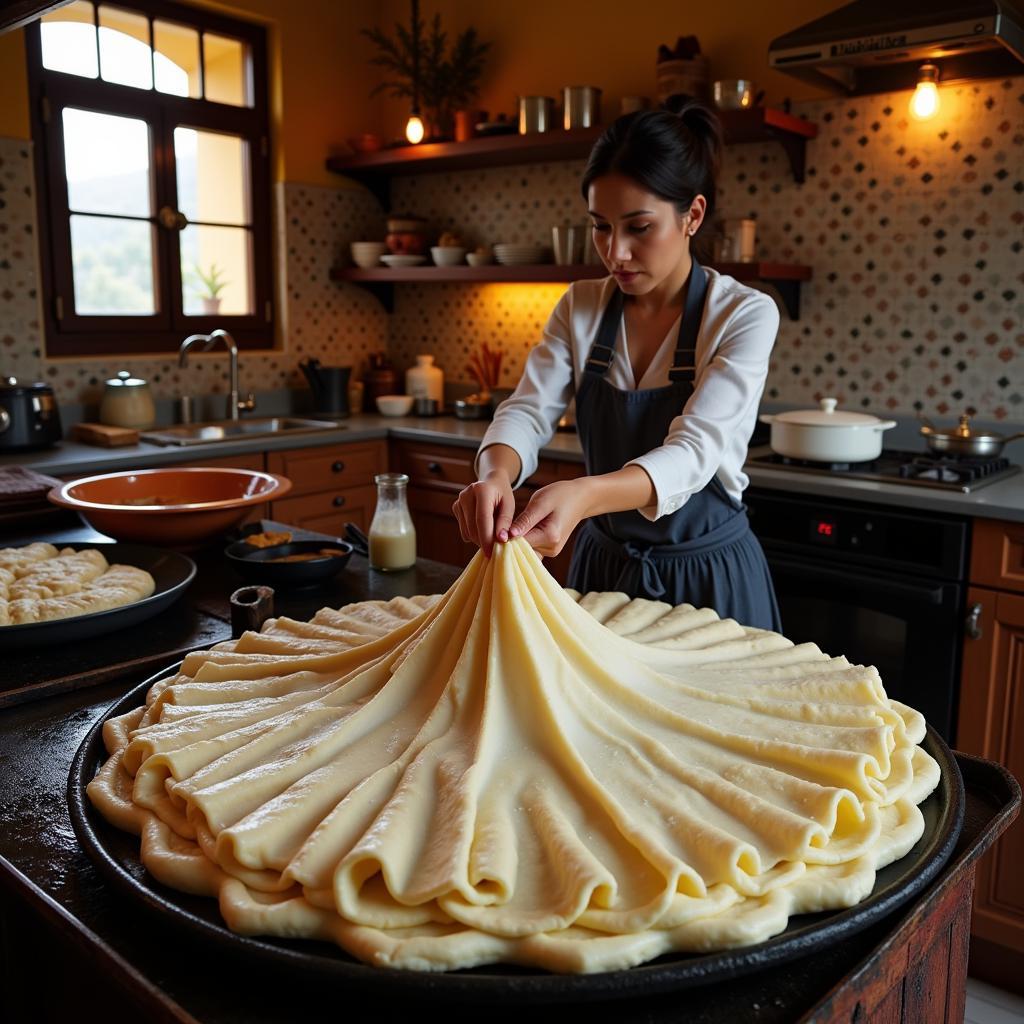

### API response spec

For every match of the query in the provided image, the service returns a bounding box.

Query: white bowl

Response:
[430,246,467,267]
[375,394,414,416]
[466,252,493,267]
[351,242,387,269]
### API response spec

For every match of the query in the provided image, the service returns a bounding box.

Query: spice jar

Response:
[99,370,156,429]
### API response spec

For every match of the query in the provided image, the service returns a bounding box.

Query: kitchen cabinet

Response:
[390,439,583,583]
[956,518,1024,994]
[326,111,816,320]
[267,440,385,535]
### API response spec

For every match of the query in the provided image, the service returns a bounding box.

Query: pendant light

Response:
[405,0,425,144]
[909,63,940,121]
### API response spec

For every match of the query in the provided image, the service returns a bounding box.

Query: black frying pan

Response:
[224,538,353,588]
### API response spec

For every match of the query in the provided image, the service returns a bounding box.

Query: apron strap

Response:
[583,289,624,376]
[668,260,707,383]
[583,261,708,381]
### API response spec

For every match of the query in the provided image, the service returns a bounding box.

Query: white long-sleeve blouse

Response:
[476,269,780,521]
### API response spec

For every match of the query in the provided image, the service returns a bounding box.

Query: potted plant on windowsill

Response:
[192,262,228,315]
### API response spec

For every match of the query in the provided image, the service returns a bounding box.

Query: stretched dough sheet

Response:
[88,539,940,974]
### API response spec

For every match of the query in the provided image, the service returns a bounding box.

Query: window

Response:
[26,0,272,355]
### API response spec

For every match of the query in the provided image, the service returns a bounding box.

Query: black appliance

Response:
[748,447,1020,493]
[746,488,970,742]
[0,377,62,451]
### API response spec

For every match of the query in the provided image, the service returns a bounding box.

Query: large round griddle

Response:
[1,543,196,651]
[68,664,964,1004]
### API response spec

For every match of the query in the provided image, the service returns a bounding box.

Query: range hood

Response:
[769,0,1024,95]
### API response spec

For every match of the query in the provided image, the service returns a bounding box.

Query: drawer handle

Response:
[332,460,345,473]
[333,495,346,508]
[965,602,983,640]
[427,461,442,473]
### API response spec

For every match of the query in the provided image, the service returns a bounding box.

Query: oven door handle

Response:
[769,558,948,606]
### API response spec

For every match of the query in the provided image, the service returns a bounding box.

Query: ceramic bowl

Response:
[466,251,493,267]
[47,467,291,546]
[380,254,427,268]
[375,394,415,417]
[430,246,467,267]
[351,242,387,268]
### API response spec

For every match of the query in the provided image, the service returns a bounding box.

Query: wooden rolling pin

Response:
[71,422,141,447]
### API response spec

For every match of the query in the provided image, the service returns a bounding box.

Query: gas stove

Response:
[748,448,1021,493]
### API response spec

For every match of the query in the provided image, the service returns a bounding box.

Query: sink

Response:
[141,417,345,447]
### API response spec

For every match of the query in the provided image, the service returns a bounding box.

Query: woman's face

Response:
[587,173,705,295]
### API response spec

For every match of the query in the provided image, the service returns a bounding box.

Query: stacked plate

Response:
[494,243,545,266]
[380,254,427,268]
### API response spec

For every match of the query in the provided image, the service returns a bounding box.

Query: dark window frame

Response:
[26,0,274,355]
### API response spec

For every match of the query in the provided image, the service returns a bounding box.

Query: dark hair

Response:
[581,97,723,249]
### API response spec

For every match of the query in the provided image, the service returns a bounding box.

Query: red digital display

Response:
[811,518,838,544]
[816,521,835,537]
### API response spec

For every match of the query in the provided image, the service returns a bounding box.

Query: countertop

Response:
[2,413,1022,523]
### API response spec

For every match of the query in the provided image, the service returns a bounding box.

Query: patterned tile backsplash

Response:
[1,76,1022,423]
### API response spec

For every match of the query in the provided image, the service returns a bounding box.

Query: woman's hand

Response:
[508,479,597,557]
[509,466,658,557]
[452,469,516,557]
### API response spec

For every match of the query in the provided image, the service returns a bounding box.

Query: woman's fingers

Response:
[475,491,499,557]
[494,490,516,545]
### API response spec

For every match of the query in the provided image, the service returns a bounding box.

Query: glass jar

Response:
[369,473,416,571]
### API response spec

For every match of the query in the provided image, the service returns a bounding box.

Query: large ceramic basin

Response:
[141,417,343,447]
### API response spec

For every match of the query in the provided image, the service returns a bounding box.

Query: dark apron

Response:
[566,262,782,631]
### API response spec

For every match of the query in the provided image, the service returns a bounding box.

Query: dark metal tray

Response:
[1,542,196,651]
[68,665,965,1004]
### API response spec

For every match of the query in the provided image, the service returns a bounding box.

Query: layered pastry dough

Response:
[87,539,940,973]
[0,544,155,625]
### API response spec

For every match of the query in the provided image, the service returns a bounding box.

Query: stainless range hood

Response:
[769,0,1024,95]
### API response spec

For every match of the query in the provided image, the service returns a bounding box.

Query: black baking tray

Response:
[68,665,965,1003]
[1,542,196,651]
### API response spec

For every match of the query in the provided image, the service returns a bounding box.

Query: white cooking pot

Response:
[759,398,897,462]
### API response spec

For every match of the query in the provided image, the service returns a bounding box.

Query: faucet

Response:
[179,329,256,421]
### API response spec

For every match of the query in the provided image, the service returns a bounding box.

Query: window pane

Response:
[181,224,252,316]
[70,214,156,315]
[41,1,98,79]
[203,32,249,107]
[174,128,248,225]
[154,20,200,97]
[63,109,151,217]
[98,5,152,90]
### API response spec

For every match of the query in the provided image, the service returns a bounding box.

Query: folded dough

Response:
[0,545,155,626]
[87,539,940,973]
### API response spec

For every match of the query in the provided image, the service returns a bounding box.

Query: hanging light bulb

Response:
[910,64,940,120]
[405,112,425,145]
[404,0,424,144]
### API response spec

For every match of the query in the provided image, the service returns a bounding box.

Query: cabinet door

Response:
[267,442,384,497]
[958,586,1024,958]
[407,487,478,568]
[270,485,377,536]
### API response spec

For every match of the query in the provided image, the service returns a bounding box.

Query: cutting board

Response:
[71,422,141,447]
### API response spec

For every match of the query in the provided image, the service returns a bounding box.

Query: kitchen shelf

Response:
[326,106,819,206]
[330,261,812,318]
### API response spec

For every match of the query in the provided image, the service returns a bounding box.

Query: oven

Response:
[746,488,970,743]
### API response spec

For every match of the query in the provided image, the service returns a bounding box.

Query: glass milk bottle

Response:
[369,473,417,571]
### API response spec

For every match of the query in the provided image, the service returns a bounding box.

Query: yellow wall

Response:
[370,0,842,138]
[2,1,847,186]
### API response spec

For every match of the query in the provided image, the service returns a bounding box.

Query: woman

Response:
[452,99,781,631]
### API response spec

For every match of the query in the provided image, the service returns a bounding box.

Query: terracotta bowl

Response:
[48,467,292,546]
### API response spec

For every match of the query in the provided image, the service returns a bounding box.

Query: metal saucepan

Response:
[919,414,1024,458]
[759,398,897,462]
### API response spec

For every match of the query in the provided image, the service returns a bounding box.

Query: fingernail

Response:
[509,527,520,537]
[498,529,508,542]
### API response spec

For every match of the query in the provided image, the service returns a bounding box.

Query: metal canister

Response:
[563,86,602,129]
[518,96,554,134]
